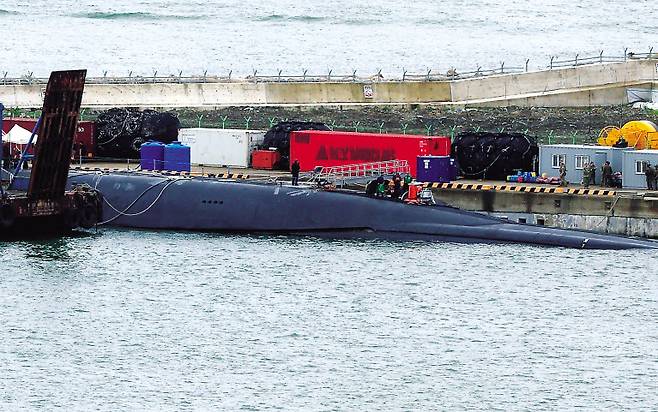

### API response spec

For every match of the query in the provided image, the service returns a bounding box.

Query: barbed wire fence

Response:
[1,48,655,86]
[4,47,656,147]
[7,103,657,147]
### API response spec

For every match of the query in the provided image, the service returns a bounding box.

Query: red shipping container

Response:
[251,150,281,170]
[2,118,96,157]
[289,130,451,177]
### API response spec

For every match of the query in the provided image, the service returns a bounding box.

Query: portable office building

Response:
[621,149,658,189]
[538,144,626,185]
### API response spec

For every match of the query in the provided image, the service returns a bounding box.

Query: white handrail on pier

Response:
[313,159,410,186]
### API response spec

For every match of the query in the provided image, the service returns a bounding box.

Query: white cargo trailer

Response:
[178,128,266,167]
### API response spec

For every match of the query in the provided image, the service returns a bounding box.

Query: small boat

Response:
[66,170,658,250]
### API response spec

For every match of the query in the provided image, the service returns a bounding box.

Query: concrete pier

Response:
[2,60,656,109]
[425,182,658,238]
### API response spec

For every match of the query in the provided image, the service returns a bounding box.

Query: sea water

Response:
[2,1,658,408]
[0,0,656,77]
[1,229,657,409]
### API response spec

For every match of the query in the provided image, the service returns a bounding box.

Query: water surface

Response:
[1,0,655,76]
[1,229,657,409]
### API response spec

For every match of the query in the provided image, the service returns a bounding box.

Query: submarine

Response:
[64,169,658,250]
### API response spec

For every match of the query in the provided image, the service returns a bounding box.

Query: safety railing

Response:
[313,160,410,186]
[1,48,655,86]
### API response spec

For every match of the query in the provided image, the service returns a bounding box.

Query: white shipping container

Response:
[178,128,266,167]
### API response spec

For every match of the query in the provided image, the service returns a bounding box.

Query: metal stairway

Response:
[310,160,410,187]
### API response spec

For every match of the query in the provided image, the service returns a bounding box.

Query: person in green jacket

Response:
[601,161,613,187]
[582,164,591,188]
[559,161,567,186]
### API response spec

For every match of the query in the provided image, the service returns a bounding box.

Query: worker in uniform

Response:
[396,176,405,197]
[589,162,597,186]
[387,179,396,197]
[559,161,567,187]
[376,178,386,197]
[601,161,612,187]
[646,162,655,190]
[291,159,301,186]
[582,163,591,188]
[392,175,402,199]
[601,161,613,187]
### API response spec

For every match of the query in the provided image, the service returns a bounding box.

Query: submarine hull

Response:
[67,171,658,250]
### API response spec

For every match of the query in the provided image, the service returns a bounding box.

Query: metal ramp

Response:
[310,160,410,187]
[27,70,86,200]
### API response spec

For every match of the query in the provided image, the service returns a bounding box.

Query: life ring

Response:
[0,203,16,228]
[79,204,98,229]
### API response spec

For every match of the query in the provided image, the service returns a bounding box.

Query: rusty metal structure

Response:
[28,70,86,199]
[1,70,102,239]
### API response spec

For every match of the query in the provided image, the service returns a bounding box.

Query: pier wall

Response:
[449,59,657,104]
[1,60,656,109]
[429,186,658,238]
[486,212,658,239]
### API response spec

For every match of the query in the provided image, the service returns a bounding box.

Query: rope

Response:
[592,194,622,228]
[96,175,179,225]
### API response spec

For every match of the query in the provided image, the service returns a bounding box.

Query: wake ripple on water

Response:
[255,14,327,23]
[69,11,205,21]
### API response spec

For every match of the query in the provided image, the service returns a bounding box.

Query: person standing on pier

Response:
[589,162,597,186]
[291,159,301,186]
[559,161,567,186]
[645,162,655,190]
[601,161,613,187]
[582,163,591,188]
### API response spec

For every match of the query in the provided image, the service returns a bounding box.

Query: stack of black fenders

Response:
[94,108,180,158]
[451,131,539,180]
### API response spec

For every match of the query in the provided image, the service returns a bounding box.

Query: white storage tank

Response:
[178,128,266,168]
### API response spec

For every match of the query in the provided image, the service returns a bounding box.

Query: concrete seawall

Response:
[1,60,656,109]
[427,184,658,238]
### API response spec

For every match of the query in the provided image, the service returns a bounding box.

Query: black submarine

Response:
[64,170,658,250]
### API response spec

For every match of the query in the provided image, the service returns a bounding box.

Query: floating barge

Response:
[1,70,102,239]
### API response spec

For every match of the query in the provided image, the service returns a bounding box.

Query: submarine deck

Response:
[62,161,658,239]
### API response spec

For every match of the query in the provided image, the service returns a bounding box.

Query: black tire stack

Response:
[95,108,181,159]
[451,132,539,180]
[262,121,330,169]
[65,186,104,230]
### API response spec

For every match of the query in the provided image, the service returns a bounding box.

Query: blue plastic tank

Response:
[140,141,165,171]
[164,141,191,172]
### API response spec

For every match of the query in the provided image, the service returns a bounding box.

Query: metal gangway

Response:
[310,159,410,187]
